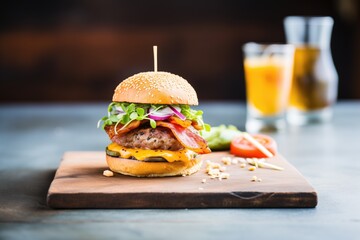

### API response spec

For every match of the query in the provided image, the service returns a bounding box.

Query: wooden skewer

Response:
[242,132,274,158]
[153,45,158,72]
[258,161,284,171]
[246,158,284,171]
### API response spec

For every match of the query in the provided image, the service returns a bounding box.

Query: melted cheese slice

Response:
[107,142,196,163]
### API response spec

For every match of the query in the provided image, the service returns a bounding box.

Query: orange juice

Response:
[244,56,293,116]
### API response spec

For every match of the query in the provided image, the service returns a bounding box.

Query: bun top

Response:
[112,71,198,105]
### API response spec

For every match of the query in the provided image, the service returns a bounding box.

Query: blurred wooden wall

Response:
[0,0,359,102]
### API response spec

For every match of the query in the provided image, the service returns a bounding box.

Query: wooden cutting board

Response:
[47,151,317,208]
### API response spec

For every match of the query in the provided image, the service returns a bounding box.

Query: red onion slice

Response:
[114,106,125,114]
[169,106,186,120]
[148,114,172,121]
[148,107,173,121]
[114,106,126,118]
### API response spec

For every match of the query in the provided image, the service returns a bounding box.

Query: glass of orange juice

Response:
[243,43,294,132]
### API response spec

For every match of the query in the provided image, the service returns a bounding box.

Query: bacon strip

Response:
[157,121,211,154]
[104,120,141,140]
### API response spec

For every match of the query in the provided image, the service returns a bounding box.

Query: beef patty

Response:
[107,126,183,151]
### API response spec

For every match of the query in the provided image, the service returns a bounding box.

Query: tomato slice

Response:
[230,134,277,158]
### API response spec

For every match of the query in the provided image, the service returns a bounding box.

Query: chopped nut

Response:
[103,170,114,177]
[235,157,247,164]
[257,178,262,182]
[251,176,258,182]
[209,168,220,175]
[253,158,259,168]
[219,166,227,172]
[212,163,221,169]
[248,166,256,171]
[205,160,218,173]
[201,178,207,183]
[206,160,231,180]
[220,172,230,180]
[221,157,232,165]
[231,158,239,164]
[240,163,246,168]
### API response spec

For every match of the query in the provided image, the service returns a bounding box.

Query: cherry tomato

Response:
[230,134,277,158]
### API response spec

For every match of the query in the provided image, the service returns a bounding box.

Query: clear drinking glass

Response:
[284,16,338,125]
[243,43,294,133]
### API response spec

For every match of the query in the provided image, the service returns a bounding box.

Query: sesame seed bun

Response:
[112,71,198,105]
[106,154,203,177]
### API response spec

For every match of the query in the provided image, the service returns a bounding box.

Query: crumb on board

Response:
[103,170,114,177]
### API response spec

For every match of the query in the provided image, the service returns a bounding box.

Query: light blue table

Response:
[0,101,359,239]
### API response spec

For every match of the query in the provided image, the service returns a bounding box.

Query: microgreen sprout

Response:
[180,105,211,131]
[98,102,211,133]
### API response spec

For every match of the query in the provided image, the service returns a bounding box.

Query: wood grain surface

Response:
[47,151,317,208]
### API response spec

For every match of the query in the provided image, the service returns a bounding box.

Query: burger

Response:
[98,71,211,177]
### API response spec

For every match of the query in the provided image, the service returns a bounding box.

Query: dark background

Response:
[0,0,359,102]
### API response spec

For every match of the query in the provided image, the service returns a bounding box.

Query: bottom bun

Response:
[106,155,203,177]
